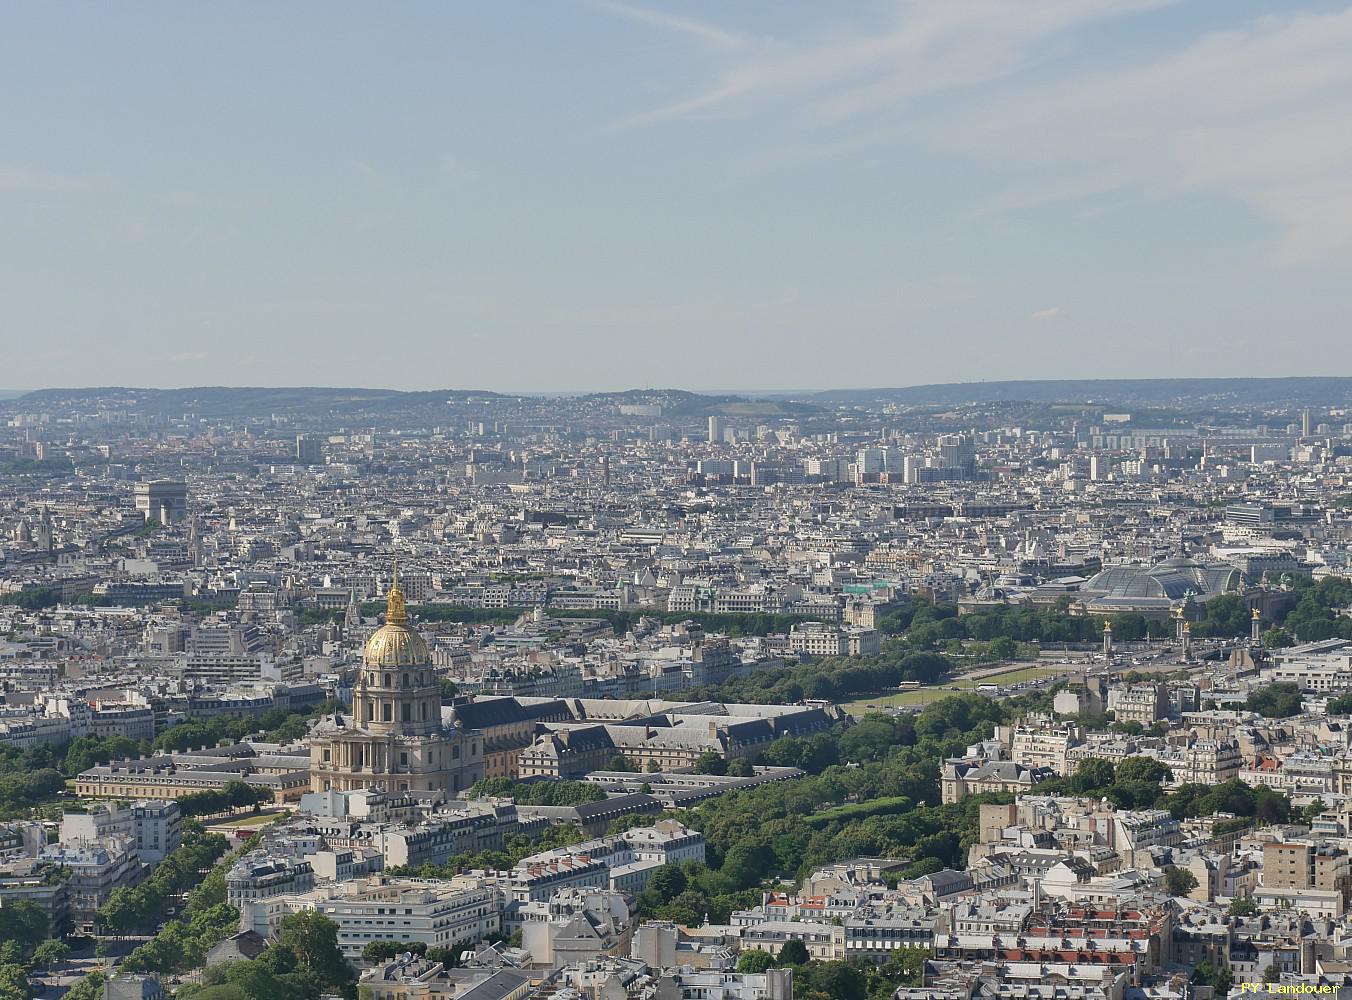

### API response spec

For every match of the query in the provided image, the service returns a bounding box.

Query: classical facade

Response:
[309,576,484,795]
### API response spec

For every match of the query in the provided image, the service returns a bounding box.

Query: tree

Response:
[777,940,810,966]
[1264,962,1282,983]
[30,939,70,973]
[605,755,637,772]
[693,751,727,776]
[736,950,775,974]
[838,716,898,763]
[1069,758,1115,794]
[727,758,754,778]
[1191,594,1251,638]
[1229,896,1259,917]
[0,900,47,958]
[1246,683,1304,719]
[640,865,687,910]
[800,961,866,1000]
[654,889,709,927]
[1164,866,1199,898]
[1192,961,1232,995]
[1263,627,1294,649]
[0,965,30,1000]
[362,941,426,964]
[63,973,104,1000]
[1300,798,1328,825]
[277,910,352,991]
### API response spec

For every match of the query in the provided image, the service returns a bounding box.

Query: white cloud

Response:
[1030,306,1065,321]
[163,190,201,208]
[611,1,1352,263]
[588,0,749,52]
[613,0,1179,127]
[0,168,95,194]
[940,7,1352,263]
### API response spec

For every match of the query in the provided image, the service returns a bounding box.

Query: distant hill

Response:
[810,377,1352,407]
[10,386,505,418]
[12,378,1352,415]
[7,386,822,421]
[581,389,820,419]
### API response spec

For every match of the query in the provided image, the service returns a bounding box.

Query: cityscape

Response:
[6,3,1352,1000]
[2,382,1352,1000]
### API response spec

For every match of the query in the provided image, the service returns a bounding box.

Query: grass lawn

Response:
[949,665,1066,688]
[207,810,280,829]
[842,664,1067,714]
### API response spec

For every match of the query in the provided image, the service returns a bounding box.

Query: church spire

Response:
[386,559,408,624]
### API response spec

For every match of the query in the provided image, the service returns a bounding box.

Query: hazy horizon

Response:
[5,2,1352,390]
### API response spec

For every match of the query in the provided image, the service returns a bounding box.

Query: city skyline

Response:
[5,1,1352,391]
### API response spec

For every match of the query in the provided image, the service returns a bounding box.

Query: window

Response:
[402,703,412,723]
[400,752,408,766]
[383,703,392,722]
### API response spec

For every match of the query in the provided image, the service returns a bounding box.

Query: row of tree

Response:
[467,777,607,806]
[118,833,265,977]
[178,780,273,819]
[97,830,232,935]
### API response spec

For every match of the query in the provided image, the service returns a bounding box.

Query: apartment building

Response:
[239,876,502,959]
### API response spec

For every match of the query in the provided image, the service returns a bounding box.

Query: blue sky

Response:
[3,1,1351,392]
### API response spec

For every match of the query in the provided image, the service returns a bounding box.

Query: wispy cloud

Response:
[613,0,1178,127]
[0,168,95,194]
[609,1,1352,263]
[1030,306,1065,321]
[162,190,201,208]
[938,7,1352,263]
[588,0,748,52]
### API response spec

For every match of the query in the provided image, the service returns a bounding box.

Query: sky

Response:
[3,1,1352,393]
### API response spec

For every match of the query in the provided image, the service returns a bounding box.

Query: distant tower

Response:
[707,415,724,445]
[1182,620,1192,659]
[600,455,611,487]
[1102,620,1113,660]
[1251,607,1262,645]
[188,516,203,568]
[35,507,53,555]
[1302,408,1312,438]
[344,587,361,634]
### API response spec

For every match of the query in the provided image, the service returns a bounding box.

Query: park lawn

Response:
[842,664,1066,714]
[948,665,1065,689]
[208,811,277,829]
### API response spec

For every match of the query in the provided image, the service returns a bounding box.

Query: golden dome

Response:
[363,570,431,667]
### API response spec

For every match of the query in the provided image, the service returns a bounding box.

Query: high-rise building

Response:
[937,434,976,478]
[856,448,887,475]
[707,416,724,444]
[296,434,324,465]
[134,480,188,525]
